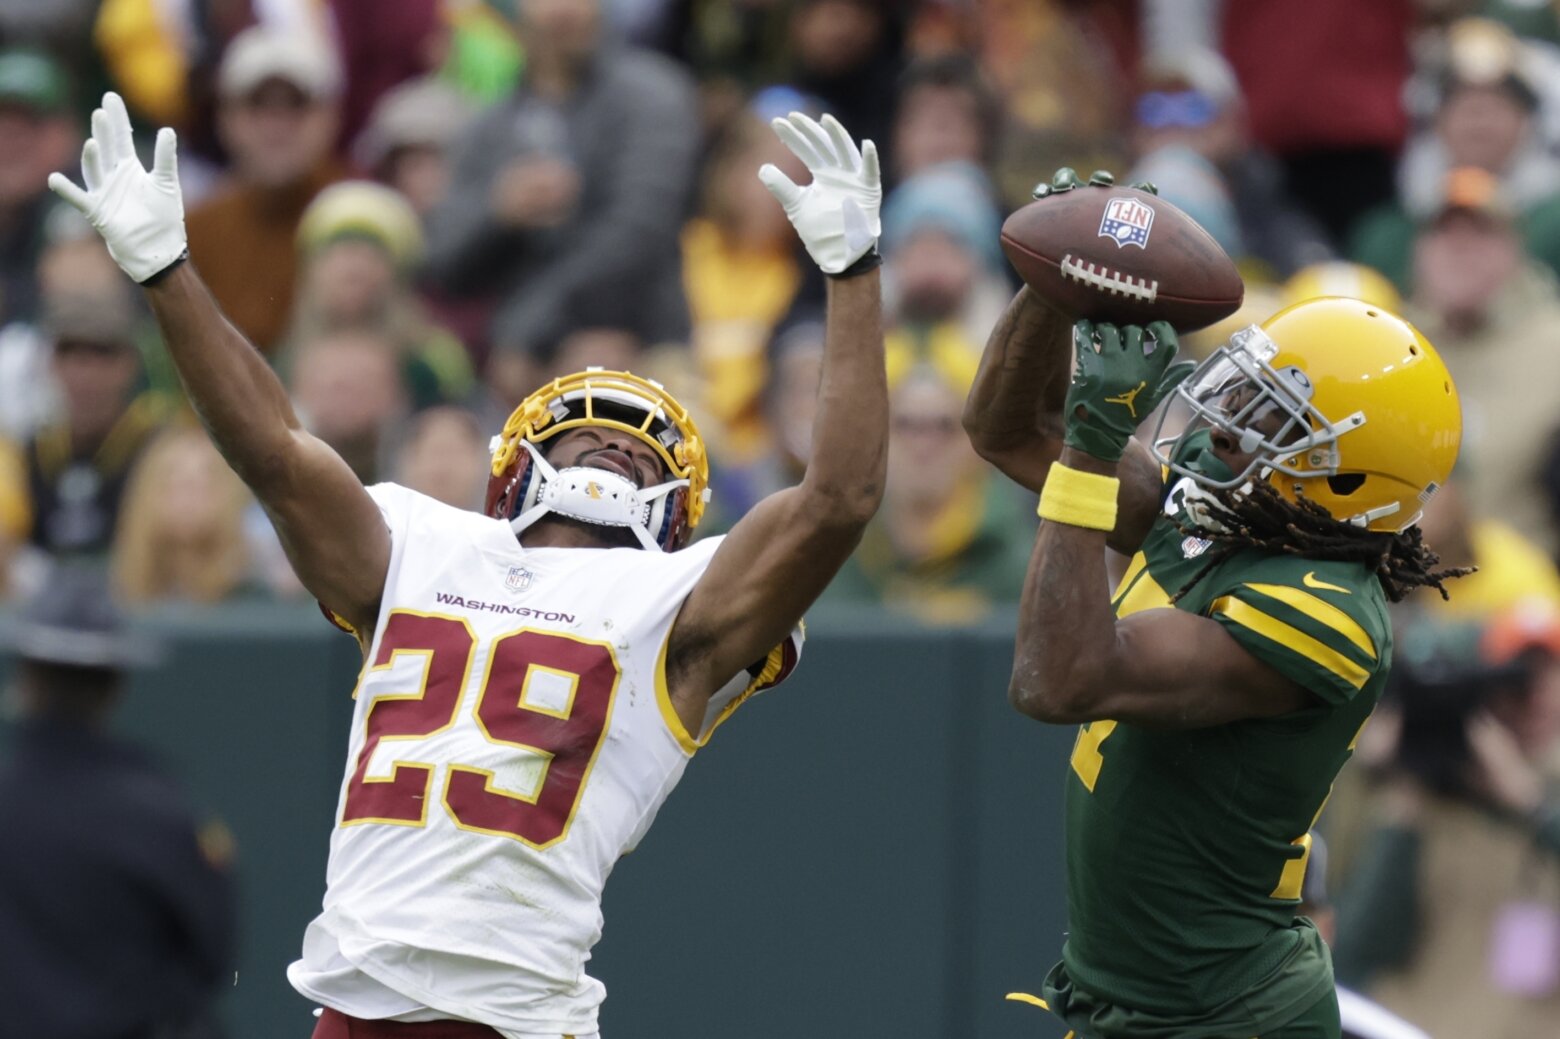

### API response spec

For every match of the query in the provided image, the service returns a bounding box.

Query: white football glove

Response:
[48,92,187,285]
[759,112,881,275]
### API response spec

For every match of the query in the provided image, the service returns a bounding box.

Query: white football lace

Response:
[1060,253,1159,302]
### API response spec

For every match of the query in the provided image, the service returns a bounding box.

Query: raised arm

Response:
[667,113,885,708]
[51,94,388,632]
[963,174,1173,555]
[961,285,1072,487]
[1012,447,1308,728]
[1006,323,1308,728]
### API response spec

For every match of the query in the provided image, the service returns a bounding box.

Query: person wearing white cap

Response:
[185,24,350,355]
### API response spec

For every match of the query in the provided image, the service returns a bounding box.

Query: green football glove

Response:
[1030,167,1158,199]
[1064,319,1194,462]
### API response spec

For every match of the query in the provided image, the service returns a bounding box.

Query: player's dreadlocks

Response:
[1168,479,1474,605]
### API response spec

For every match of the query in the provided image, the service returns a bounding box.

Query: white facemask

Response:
[507,440,690,551]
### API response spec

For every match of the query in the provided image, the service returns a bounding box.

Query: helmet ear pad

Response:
[657,488,691,551]
[485,447,537,524]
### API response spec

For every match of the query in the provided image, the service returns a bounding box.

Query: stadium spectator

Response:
[682,111,810,463]
[1353,18,1560,288]
[973,1,1125,207]
[881,160,1010,356]
[112,425,261,604]
[185,25,349,354]
[548,323,645,381]
[92,0,194,129]
[1407,167,1560,554]
[424,0,700,402]
[353,76,478,221]
[1298,833,1434,1039]
[0,283,166,578]
[822,353,1031,624]
[291,180,473,410]
[287,327,408,485]
[392,404,489,511]
[0,207,112,442]
[1546,428,1560,546]
[1413,476,1560,617]
[1407,21,1558,206]
[1221,0,1414,243]
[786,0,904,157]
[0,564,237,1038]
[328,0,444,152]
[701,311,826,533]
[1127,48,1332,279]
[1329,605,1560,1039]
[0,48,77,328]
[436,0,525,106]
[890,53,998,182]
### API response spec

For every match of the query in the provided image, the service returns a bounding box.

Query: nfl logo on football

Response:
[1098,197,1155,249]
[506,566,534,592]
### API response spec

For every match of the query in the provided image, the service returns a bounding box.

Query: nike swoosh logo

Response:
[1303,571,1351,594]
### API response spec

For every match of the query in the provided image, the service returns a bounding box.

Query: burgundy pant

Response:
[311,1008,505,1039]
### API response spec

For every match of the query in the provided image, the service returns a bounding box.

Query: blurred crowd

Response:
[3,0,1560,1031]
[3,0,1560,624]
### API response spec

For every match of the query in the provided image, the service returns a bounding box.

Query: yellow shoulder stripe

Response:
[1212,595,1373,691]
[1243,582,1376,661]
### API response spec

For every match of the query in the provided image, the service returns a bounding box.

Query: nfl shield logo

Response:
[505,566,534,591]
[1181,536,1211,559]
[1098,197,1155,249]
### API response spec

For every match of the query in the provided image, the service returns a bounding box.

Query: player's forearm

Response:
[143,263,306,489]
[797,270,887,525]
[962,287,1072,453]
[1010,448,1122,722]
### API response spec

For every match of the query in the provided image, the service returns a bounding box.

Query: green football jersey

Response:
[1040,471,1391,1039]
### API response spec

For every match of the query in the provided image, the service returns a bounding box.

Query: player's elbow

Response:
[1007,659,1101,724]
[962,409,1009,463]
[798,475,884,530]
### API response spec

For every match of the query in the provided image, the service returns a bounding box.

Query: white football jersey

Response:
[288,485,799,1035]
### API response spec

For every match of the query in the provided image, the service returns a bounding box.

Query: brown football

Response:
[1000,185,1244,333]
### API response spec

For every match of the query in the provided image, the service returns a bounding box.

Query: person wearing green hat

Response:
[287,180,475,411]
[0,47,76,328]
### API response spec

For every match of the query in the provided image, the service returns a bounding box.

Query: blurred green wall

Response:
[2,604,1074,1039]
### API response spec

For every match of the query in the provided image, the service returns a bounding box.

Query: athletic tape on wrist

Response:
[1038,462,1120,531]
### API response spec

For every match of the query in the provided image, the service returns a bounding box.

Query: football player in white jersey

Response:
[52,93,886,1039]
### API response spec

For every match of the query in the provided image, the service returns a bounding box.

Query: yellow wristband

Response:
[1038,462,1120,531]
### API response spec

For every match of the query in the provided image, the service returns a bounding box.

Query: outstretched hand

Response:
[759,111,881,275]
[1031,166,1158,199]
[1064,319,1193,462]
[48,92,187,285]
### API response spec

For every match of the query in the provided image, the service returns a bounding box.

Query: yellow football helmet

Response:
[1152,297,1462,532]
[485,369,709,550]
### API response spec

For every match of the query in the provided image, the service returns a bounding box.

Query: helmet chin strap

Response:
[509,440,688,551]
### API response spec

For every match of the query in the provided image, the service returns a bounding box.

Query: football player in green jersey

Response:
[964,172,1465,1039]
